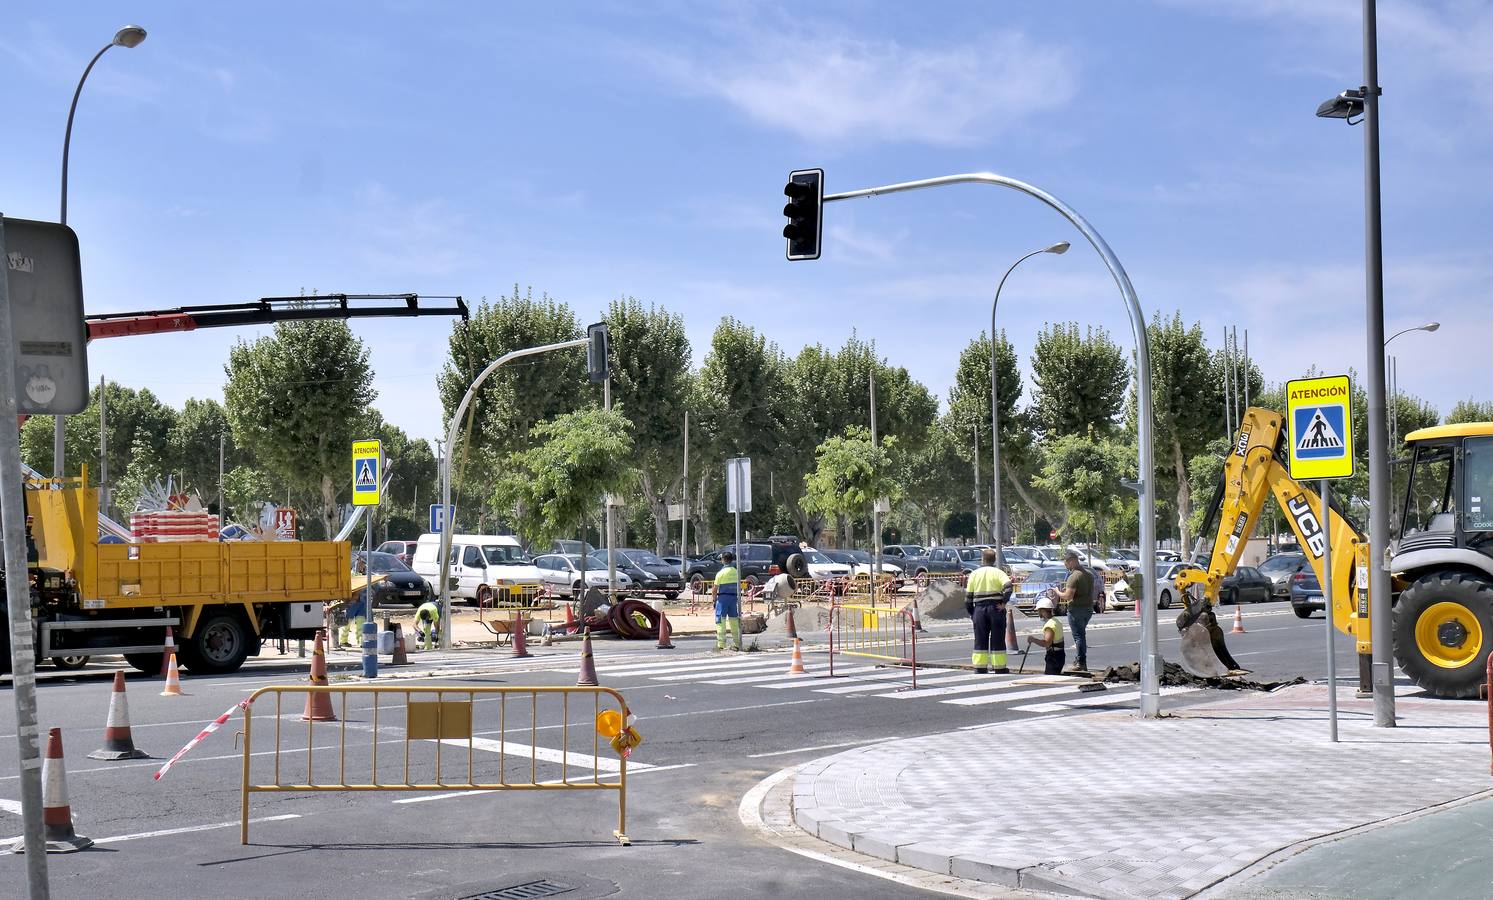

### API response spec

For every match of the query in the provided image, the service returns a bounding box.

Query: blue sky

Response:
[3,1,1489,445]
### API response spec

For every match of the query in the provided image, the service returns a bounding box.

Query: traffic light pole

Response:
[438,337,590,649]
[817,172,1161,717]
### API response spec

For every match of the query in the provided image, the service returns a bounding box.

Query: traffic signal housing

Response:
[586,322,610,383]
[783,169,824,260]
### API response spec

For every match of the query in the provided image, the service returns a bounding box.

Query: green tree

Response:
[223,319,376,538]
[21,382,177,498]
[603,297,692,553]
[221,465,273,524]
[901,425,967,545]
[1033,431,1131,544]
[1446,400,1493,425]
[492,407,635,548]
[165,398,246,507]
[800,427,900,547]
[1147,314,1225,549]
[1030,323,1128,439]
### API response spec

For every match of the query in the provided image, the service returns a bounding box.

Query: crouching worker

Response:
[415,600,442,650]
[1027,597,1066,674]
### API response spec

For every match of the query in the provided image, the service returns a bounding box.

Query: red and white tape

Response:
[153,698,250,781]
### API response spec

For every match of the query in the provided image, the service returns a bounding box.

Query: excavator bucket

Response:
[1178,623,1230,678]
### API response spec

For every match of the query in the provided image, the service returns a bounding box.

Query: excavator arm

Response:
[1175,406,1372,675]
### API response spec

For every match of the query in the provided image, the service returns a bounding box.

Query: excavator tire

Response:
[1393,572,1493,699]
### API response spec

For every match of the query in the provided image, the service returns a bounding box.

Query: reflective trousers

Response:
[971,601,1007,670]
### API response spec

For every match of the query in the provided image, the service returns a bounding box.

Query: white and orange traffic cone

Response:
[302,630,338,721]
[1231,604,1247,634]
[38,728,92,852]
[160,650,185,697]
[785,638,807,675]
[160,625,176,677]
[576,628,599,687]
[785,607,799,641]
[88,672,151,760]
[656,610,675,650]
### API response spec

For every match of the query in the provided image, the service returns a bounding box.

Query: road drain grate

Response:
[461,881,575,900]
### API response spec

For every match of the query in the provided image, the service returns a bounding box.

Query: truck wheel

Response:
[51,655,90,670]
[1394,572,1493,699]
[124,652,165,674]
[182,612,252,675]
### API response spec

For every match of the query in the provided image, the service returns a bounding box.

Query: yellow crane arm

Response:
[1176,407,1371,651]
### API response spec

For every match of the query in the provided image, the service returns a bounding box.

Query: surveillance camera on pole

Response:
[783,169,824,261]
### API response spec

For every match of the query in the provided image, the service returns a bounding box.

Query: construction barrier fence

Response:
[828,601,918,688]
[238,685,637,845]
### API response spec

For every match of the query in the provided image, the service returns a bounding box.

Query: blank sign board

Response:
[2,217,88,415]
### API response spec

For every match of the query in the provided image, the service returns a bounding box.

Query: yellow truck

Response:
[1,478,349,675]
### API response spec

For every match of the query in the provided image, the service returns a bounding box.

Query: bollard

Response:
[362,619,378,678]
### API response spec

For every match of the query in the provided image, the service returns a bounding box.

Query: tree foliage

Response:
[1033,431,1132,544]
[1146,313,1223,549]
[1030,323,1128,439]
[1446,399,1493,425]
[800,426,900,545]
[491,407,635,548]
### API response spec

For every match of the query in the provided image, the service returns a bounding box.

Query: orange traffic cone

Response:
[25,728,92,852]
[564,601,578,634]
[89,672,151,760]
[160,625,176,677]
[576,628,599,687]
[656,610,675,650]
[1005,606,1019,653]
[389,622,410,666]
[785,607,799,641]
[302,630,338,721]
[786,638,807,675]
[160,651,185,697]
[1231,604,1246,634]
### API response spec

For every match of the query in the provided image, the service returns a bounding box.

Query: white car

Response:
[799,548,853,581]
[532,553,632,598]
[822,549,903,578]
[1106,549,1141,573]
[1000,545,1047,577]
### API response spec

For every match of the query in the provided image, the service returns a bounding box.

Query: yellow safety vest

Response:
[966,565,1010,602]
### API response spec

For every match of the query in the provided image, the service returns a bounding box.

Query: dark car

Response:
[1259,552,1308,600]
[376,540,419,567]
[354,550,432,607]
[882,544,927,562]
[1013,566,1068,615]
[682,553,726,594]
[916,546,981,578]
[615,548,687,599]
[1220,566,1273,604]
[1289,569,1324,618]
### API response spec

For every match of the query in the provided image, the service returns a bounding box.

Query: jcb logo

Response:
[1234,426,1252,457]
[1287,494,1327,558]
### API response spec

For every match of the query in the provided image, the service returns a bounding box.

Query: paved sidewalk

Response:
[788,684,1493,899]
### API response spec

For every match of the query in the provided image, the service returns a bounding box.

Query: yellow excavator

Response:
[1174,406,1493,698]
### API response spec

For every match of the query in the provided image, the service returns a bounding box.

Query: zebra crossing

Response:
[564,651,1207,715]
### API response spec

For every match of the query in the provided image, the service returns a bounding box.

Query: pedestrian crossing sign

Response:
[1286,375,1354,480]
[352,439,383,506]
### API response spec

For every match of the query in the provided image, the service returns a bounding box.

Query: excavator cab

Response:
[1388,424,1493,695]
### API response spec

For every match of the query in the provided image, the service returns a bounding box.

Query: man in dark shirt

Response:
[1051,550,1095,672]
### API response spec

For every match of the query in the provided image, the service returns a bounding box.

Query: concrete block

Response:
[849,830,902,862]
[895,842,954,875]
[949,853,1022,888]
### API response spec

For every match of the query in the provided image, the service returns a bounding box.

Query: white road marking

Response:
[1011,686,1206,713]
[393,763,697,804]
[942,684,1103,707]
[437,737,655,774]
[702,664,871,685]
[873,674,1071,700]
[807,671,983,694]
[92,814,300,844]
[0,799,22,815]
[747,740,886,759]
[571,656,791,678]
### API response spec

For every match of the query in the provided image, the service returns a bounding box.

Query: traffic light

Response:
[586,322,610,383]
[782,168,824,260]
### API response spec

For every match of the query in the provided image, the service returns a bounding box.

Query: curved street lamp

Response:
[55,24,147,477]
[1384,321,1439,347]
[989,241,1067,546]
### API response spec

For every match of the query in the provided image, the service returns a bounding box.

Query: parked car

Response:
[616,548,688,599]
[907,546,970,579]
[714,538,814,587]
[681,553,726,594]
[354,550,432,607]
[532,553,631,597]
[797,548,853,581]
[1105,548,1141,573]
[1013,566,1069,615]
[1259,552,1309,600]
[1156,549,1182,563]
[1110,576,1134,610]
[1220,566,1273,605]
[822,549,903,578]
[1154,562,1203,610]
[551,539,596,556]
[410,533,543,605]
[882,544,928,561]
[376,539,419,567]
[1290,569,1325,618]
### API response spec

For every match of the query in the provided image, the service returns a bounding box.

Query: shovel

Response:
[1177,595,1230,678]
[1016,643,1031,674]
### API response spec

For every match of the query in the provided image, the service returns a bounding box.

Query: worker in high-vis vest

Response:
[415,600,441,651]
[965,547,1012,674]
[712,550,743,651]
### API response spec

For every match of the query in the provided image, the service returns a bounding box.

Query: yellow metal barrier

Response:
[829,601,917,687]
[239,685,635,845]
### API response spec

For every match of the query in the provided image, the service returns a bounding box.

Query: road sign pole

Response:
[1322,478,1338,742]
[1,218,53,896]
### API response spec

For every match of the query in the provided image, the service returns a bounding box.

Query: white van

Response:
[411,533,543,605]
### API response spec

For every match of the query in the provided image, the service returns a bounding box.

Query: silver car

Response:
[531,553,631,598]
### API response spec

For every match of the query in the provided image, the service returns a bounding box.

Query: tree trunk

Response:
[691,473,713,550]
[1172,434,1192,551]
[1002,460,1068,533]
[640,471,671,555]
[320,474,337,542]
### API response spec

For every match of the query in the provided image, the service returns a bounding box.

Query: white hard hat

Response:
[1035,598,1055,611]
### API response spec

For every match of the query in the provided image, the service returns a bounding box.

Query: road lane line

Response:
[747,740,886,759]
[805,671,986,694]
[92,814,300,844]
[0,799,22,815]
[702,664,871,685]
[437,737,655,774]
[872,673,1070,699]
[942,684,1101,707]
[393,763,697,804]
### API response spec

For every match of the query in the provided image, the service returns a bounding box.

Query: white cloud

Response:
[637,22,1079,146]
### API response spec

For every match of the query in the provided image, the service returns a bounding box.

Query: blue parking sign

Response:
[429,504,454,534]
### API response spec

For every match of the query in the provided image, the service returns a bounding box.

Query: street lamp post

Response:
[822,172,1162,717]
[1315,0,1394,727]
[990,241,1068,547]
[1384,321,1439,348]
[54,24,148,478]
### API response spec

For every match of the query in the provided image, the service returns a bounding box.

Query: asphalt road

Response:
[0,600,1363,900]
